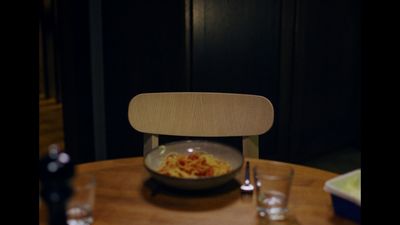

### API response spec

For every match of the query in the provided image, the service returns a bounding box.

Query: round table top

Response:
[39,157,357,225]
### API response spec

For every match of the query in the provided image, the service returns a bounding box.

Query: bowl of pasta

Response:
[144,140,244,190]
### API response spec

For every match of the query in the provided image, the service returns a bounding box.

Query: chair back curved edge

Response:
[128,92,274,158]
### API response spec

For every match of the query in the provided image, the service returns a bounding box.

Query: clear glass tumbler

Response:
[66,173,96,225]
[254,162,294,221]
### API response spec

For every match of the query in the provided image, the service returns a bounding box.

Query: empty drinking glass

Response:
[66,173,96,225]
[254,162,294,221]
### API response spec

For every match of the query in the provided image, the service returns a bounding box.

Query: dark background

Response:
[39,0,361,166]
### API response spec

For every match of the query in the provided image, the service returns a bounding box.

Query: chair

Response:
[128,92,274,158]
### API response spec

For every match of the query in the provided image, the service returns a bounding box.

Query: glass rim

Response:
[72,173,96,190]
[254,162,294,180]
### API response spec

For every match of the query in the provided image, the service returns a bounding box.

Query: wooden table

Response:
[39,157,357,225]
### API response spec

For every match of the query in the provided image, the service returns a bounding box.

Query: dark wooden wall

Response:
[56,0,95,162]
[191,0,281,159]
[54,0,361,164]
[288,0,361,162]
[101,0,187,159]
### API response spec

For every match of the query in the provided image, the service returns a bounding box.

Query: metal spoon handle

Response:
[241,161,254,192]
[245,161,250,183]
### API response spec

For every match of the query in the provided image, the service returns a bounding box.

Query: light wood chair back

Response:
[128,92,274,158]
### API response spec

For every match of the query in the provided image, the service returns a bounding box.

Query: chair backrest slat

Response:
[128,92,274,158]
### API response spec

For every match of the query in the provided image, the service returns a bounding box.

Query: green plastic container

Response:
[324,169,361,223]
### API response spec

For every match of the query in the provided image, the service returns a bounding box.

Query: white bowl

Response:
[144,140,244,190]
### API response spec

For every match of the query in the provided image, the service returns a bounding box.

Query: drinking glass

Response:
[254,162,294,221]
[66,174,96,225]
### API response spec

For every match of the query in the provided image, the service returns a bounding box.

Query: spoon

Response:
[240,161,254,193]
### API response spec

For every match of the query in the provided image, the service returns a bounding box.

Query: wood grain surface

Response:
[39,97,64,158]
[39,157,357,225]
[128,92,274,158]
[128,92,274,137]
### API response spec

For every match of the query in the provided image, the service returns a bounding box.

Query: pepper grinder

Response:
[39,144,75,225]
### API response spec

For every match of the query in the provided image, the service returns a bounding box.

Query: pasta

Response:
[158,152,231,178]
